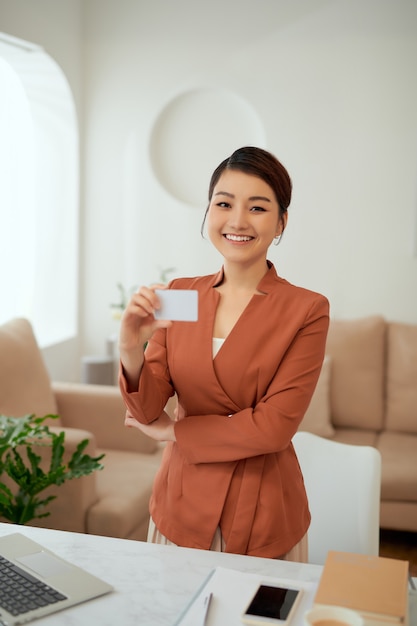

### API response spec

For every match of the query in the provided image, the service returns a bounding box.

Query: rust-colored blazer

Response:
[120,263,329,557]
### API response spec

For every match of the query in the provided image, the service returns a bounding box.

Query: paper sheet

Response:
[173,566,317,626]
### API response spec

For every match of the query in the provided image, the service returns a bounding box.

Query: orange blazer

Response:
[120,262,329,558]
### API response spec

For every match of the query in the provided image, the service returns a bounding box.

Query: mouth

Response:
[223,234,254,243]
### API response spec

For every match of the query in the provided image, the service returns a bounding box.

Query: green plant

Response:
[158,266,176,283]
[0,414,104,525]
[110,268,177,319]
[110,282,136,318]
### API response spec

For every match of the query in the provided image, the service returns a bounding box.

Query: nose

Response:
[227,205,248,230]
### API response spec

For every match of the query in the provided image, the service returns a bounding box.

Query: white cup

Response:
[304,606,364,626]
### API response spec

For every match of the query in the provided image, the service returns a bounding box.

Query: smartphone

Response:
[241,583,303,625]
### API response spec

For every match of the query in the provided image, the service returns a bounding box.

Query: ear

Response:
[277,211,288,236]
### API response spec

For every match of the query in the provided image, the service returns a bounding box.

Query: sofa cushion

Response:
[53,381,160,454]
[331,429,378,447]
[380,502,417,533]
[300,356,334,438]
[0,318,58,419]
[87,448,163,539]
[325,316,385,431]
[386,322,417,434]
[377,432,417,501]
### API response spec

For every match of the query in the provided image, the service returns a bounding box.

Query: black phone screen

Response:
[244,585,300,620]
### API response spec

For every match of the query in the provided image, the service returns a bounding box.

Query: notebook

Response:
[314,550,409,624]
[0,532,113,625]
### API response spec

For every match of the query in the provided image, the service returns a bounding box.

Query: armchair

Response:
[0,318,163,540]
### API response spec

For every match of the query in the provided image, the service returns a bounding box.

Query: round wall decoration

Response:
[149,87,266,207]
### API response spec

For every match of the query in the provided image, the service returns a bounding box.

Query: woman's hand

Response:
[124,411,176,442]
[119,284,172,391]
[119,284,170,352]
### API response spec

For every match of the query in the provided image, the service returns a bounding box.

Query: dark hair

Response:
[201,146,292,236]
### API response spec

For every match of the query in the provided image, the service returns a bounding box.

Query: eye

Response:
[250,206,267,212]
[216,201,231,208]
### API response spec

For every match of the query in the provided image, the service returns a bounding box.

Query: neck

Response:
[222,259,270,291]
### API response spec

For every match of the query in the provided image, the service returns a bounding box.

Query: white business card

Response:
[154,289,198,322]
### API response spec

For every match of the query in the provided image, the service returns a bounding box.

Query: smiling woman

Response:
[0,33,79,347]
[118,146,330,563]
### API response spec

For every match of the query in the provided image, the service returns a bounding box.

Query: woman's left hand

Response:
[124,411,176,442]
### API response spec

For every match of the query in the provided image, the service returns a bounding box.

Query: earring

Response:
[273,234,282,246]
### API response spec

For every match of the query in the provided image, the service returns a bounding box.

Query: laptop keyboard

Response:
[0,555,67,617]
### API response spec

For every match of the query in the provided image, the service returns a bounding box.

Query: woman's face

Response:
[206,169,286,267]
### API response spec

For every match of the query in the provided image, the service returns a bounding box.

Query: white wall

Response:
[1,0,417,379]
[82,0,417,359]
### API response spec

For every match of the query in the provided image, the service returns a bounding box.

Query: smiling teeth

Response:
[225,234,252,242]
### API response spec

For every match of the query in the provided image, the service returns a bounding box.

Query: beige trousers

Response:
[147,518,308,563]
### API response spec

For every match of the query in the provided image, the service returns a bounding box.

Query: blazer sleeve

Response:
[119,327,175,424]
[174,295,329,464]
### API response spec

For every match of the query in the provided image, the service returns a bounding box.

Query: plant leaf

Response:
[0,413,104,525]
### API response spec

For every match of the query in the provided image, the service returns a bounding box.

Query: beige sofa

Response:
[300,315,417,534]
[0,318,163,540]
[3,315,415,539]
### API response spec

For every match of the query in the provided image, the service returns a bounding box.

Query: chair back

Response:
[292,431,381,565]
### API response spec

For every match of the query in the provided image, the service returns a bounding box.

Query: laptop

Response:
[0,532,113,625]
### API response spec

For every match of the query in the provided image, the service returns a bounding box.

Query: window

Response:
[0,33,79,346]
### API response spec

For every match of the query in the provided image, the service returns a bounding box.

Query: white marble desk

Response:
[0,523,323,626]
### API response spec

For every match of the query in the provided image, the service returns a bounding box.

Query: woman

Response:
[119,146,329,561]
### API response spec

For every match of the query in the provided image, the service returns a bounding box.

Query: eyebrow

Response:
[214,191,272,203]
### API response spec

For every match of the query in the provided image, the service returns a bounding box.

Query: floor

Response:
[379,529,417,577]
